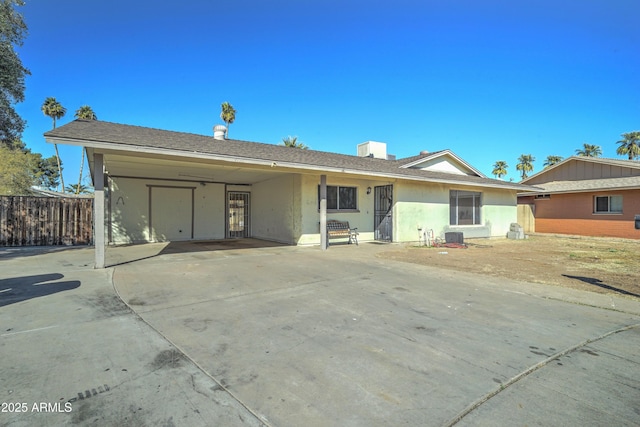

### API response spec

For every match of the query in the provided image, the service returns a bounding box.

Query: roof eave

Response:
[518,184,640,196]
[47,135,536,191]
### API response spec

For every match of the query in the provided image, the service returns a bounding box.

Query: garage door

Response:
[150,186,194,241]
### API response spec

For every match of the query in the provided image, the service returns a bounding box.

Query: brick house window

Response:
[594,195,622,214]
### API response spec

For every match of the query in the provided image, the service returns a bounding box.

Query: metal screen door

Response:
[227,192,250,238]
[374,185,393,241]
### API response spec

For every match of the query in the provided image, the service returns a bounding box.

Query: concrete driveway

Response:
[110,240,640,426]
[0,245,265,427]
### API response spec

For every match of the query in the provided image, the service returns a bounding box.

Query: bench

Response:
[326,220,358,247]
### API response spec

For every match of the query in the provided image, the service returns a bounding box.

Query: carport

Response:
[45,121,343,268]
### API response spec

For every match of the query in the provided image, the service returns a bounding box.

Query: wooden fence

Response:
[0,196,94,246]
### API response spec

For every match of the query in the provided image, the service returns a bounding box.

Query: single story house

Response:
[45,120,539,267]
[518,156,640,239]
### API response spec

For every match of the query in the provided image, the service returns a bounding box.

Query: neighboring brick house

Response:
[518,157,640,239]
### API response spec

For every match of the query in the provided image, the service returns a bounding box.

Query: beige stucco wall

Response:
[297,174,386,245]
[108,172,518,246]
[394,181,517,242]
[251,174,299,244]
[109,177,226,244]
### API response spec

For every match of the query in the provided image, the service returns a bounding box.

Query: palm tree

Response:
[220,102,236,138]
[516,154,535,180]
[491,160,508,179]
[74,105,97,194]
[616,131,640,160]
[75,105,97,120]
[281,136,308,150]
[544,155,563,168]
[41,97,66,192]
[575,143,601,157]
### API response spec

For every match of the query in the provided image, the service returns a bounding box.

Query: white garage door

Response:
[150,186,194,241]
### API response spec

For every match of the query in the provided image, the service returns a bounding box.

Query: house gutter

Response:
[46,135,541,192]
[518,185,640,196]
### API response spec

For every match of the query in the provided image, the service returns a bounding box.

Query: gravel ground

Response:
[377,234,640,300]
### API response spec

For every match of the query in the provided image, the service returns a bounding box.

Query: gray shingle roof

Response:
[525,176,640,194]
[45,120,539,191]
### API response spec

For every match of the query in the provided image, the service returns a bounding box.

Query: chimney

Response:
[213,125,227,140]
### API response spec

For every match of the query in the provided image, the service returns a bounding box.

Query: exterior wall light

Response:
[367,187,372,195]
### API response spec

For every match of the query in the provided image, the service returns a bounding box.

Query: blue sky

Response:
[15,0,640,186]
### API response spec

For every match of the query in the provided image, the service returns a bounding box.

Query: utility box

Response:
[445,232,464,244]
[635,215,640,230]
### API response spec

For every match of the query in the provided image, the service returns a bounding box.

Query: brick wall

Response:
[532,189,640,239]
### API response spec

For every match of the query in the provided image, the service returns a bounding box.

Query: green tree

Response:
[0,144,34,194]
[491,160,508,179]
[281,136,308,150]
[616,131,640,160]
[74,105,97,193]
[0,0,30,147]
[65,183,92,194]
[516,154,535,180]
[575,143,601,157]
[41,97,66,191]
[220,102,236,138]
[32,153,60,189]
[543,155,563,168]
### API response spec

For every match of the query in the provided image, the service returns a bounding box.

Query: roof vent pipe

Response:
[213,125,227,140]
[420,150,429,155]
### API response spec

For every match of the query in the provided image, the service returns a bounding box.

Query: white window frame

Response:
[593,195,622,214]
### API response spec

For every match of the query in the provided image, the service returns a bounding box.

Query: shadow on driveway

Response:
[106,238,288,267]
[562,274,640,298]
[0,273,81,307]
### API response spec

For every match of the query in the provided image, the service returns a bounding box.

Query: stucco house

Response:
[518,156,640,239]
[45,120,538,267]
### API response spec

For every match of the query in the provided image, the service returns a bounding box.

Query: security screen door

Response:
[227,192,250,238]
[374,185,393,241]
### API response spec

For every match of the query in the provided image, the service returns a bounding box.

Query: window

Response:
[594,195,622,214]
[450,190,481,225]
[318,185,357,211]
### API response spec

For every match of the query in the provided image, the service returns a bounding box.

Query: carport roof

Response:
[45,119,540,192]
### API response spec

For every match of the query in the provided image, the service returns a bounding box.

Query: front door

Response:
[374,185,393,241]
[227,192,250,238]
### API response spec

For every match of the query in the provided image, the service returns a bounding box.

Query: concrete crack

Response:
[443,322,640,427]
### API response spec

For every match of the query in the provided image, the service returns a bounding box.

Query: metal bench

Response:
[326,219,358,247]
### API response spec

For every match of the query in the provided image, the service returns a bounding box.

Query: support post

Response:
[93,153,105,268]
[320,175,327,250]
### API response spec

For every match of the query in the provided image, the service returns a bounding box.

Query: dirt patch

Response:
[377,234,640,300]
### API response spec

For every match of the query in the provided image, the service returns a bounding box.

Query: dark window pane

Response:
[595,196,608,212]
[339,187,356,209]
[327,186,338,210]
[457,194,474,225]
